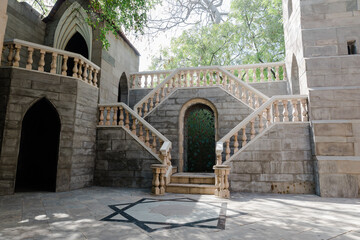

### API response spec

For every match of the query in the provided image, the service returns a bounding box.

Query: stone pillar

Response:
[0,0,8,61]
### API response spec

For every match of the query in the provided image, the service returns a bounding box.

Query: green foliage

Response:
[186,108,215,172]
[151,0,284,70]
[87,0,158,50]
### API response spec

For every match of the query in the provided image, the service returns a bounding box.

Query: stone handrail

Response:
[216,95,309,164]
[134,66,270,118]
[130,62,286,89]
[2,39,100,87]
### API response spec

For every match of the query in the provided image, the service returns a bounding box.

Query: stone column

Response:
[0,0,8,61]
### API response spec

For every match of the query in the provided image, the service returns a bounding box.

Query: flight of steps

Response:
[166,172,216,195]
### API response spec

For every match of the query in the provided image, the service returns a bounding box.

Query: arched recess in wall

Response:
[15,98,61,192]
[118,72,129,104]
[53,2,92,59]
[178,98,218,173]
[291,54,300,94]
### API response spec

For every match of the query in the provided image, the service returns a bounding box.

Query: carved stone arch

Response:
[118,72,129,104]
[178,98,218,172]
[53,2,92,59]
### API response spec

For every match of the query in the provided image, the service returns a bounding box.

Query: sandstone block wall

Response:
[230,123,315,194]
[95,128,159,188]
[145,87,253,170]
[0,68,98,195]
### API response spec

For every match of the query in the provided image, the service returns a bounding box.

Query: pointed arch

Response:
[53,2,92,59]
[15,98,61,192]
[118,72,129,104]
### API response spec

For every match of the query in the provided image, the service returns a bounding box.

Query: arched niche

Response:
[118,72,129,104]
[179,98,218,172]
[53,2,92,59]
[291,54,300,94]
[15,98,61,192]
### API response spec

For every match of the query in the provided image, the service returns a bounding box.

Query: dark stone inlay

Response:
[101,197,246,233]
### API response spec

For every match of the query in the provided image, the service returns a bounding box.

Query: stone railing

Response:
[97,103,172,195]
[134,66,269,118]
[2,39,100,87]
[213,164,231,198]
[130,62,286,89]
[217,95,309,164]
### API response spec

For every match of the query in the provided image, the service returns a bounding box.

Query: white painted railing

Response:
[216,95,309,164]
[2,39,100,87]
[130,62,286,89]
[134,66,269,118]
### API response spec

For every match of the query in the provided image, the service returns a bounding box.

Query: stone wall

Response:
[0,68,98,195]
[129,89,152,109]
[95,128,159,188]
[0,0,8,61]
[5,0,45,44]
[229,123,315,194]
[145,87,253,170]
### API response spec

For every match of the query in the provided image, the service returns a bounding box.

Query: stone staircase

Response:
[166,172,216,195]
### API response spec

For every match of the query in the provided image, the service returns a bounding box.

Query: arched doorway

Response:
[291,54,300,94]
[184,104,216,172]
[64,32,89,76]
[118,72,129,104]
[15,98,61,192]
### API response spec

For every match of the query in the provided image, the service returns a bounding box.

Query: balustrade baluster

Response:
[210,71,214,86]
[138,106,142,117]
[132,75,136,88]
[26,47,34,70]
[93,69,98,87]
[242,127,247,146]
[145,128,150,147]
[283,66,287,81]
[132,117,137,134]
[7,45,14,66]
[241,87,246,102]
[161,86,165,101]
[250,119,256,140]
[216,72,220,85]
[245,69,249,83]
[143,99,148,116]
[139,122,144,141]
[99,107,104,125]
[78,60,83,80]
[274,101,280,122]
[266,106,272,127]
[38,50,46,72]
[282,100,289,122]
[88,66,93,84]
[145,75,148,88]
[254,95,260,109]
[12,44,21,67]
[125,110,130,129]
[235,84,240,99]
[234,132,239,153]
[276,66,280,81]
[152,133,157,153]
[259,112,264,133]
[83,63,88,82]
[155,91,160,106]
[61,56,68,75]
[112,106,118,125]
[292,99,299,122]
[150,74,154,88]
[267,67,272,81]
[105,107,111,126]
[229,78,233,93]
[222,74,227,88]
[168,78,173,93]
[50,52,57,73]
[248,92,253,108]
[301,99,308,122]
[199,71,203,86]
[72,58,79,77]
[260,67,264,82]
[252,68,257,82]
[190,71,194,87]
[149,96,154,112]
[119,106,124,126]
[225,140,230,160]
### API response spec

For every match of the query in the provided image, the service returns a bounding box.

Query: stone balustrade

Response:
[217,95,309,163]
[2,39,100,87]
[213,165,231,198]
[134,66,269,118]
[130,62,286,89]
[151,164,167,195]
[98,103,172,161]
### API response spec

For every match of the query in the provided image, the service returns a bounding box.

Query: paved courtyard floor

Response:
[0,187,359,240]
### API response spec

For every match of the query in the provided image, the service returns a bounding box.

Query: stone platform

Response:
[0,187,359,239]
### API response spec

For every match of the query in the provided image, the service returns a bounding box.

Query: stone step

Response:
[166,183,216,195]
[170,172,215,184]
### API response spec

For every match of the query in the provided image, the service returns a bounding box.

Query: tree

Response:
[150,0,284,70]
